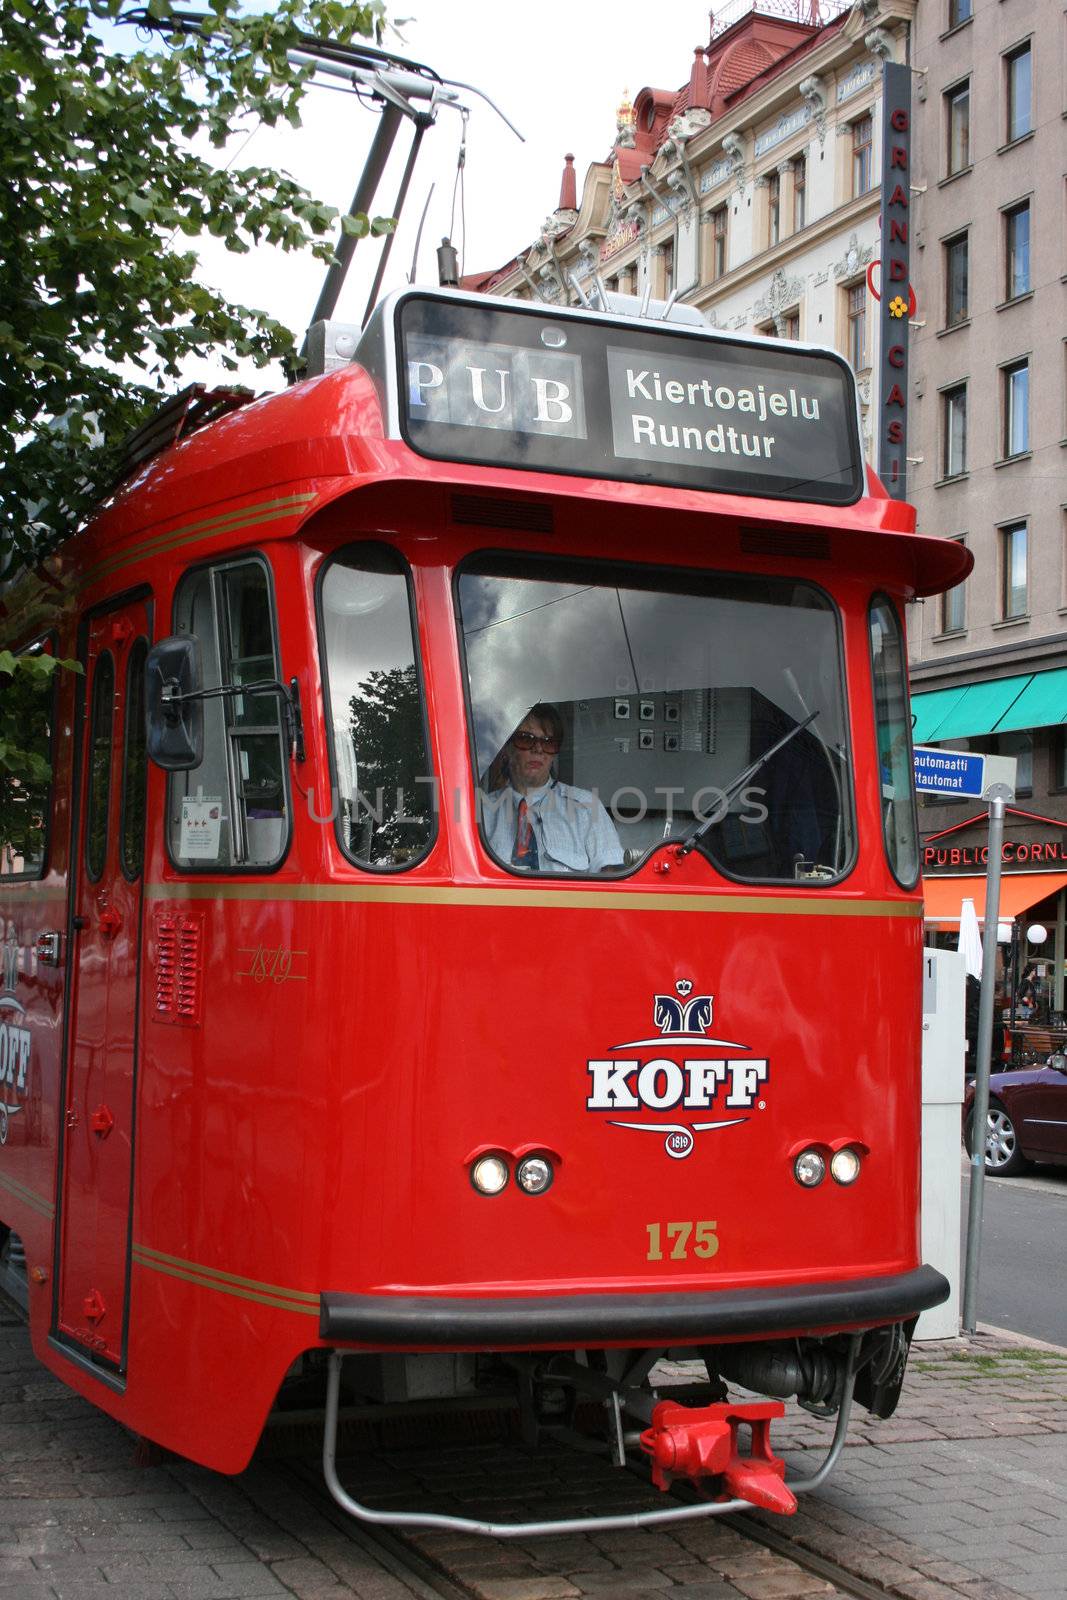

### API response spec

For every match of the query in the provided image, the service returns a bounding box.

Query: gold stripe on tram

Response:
[131,1243,320,1317]
[144,880,924,919]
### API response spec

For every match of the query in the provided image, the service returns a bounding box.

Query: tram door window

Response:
[869,595,920,887]
[168,558,289,870]
[57,599,151,1371]
[319,545,435,869]
[458,557,854,883]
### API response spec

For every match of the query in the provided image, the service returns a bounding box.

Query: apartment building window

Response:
[661,240,674,297]
[767,171,781,247]
[942,385,967,478]
[851,115,873,196]
[846,282,866,370]
[793,156,806,231]
[997,731,1033,794]
[782,310,800,341]
[1000,521,1028,618]
[1053,728,1067,792]
[944,232,969,326]
[712,206,728,278]
[949,0,972,26]
[945,82,970,175]
[1006,44,1032,142]
[940,541,967,633]
[1005,202,1031,298]
[1002,360,1030,456]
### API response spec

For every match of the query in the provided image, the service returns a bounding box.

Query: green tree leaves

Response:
[1,0,385,566]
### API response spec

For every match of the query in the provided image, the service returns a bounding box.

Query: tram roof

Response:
[8,289,971,622]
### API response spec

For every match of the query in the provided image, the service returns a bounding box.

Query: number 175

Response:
[646,1220,719,1261]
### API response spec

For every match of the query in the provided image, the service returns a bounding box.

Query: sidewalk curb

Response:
[974,1320,1067,1356]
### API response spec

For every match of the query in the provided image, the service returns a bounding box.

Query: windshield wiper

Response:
[675,709,819,859]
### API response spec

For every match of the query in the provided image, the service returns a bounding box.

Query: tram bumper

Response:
[319,1263,948,1346]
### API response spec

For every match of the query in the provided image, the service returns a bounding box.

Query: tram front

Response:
[290,289,971,1531]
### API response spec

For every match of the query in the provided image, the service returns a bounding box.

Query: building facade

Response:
[906,0,1067,1012]
[470,0,917,468]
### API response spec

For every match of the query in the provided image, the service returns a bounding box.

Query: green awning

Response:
[911,668,1067,741]
[910,686,970,742]
[996,668,1067,732]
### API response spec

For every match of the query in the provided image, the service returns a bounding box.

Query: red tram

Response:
[0,286,970,1535]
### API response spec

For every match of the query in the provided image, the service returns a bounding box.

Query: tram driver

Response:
[481,704,623,875]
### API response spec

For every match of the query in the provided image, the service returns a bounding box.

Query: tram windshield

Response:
[458,557,854,883]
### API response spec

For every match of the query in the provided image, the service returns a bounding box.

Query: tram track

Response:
[283,1438,900,1600]
[0,1283,893,1600]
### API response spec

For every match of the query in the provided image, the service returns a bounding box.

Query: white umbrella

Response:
[959,896,984,982]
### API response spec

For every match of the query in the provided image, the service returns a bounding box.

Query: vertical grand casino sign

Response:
[877,61,912,500]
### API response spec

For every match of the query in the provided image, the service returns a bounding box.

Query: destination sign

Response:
[395,294,863,506]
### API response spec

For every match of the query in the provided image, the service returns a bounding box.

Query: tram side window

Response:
[319,546,435,870]
[0,639,58,880]
[168,559,289,871]
[869,596,919,887]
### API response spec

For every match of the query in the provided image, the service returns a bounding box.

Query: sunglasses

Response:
[511,732,561,753]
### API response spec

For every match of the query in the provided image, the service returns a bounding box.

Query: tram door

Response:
[56,600,149,1368]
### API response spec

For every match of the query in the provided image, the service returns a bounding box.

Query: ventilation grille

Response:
[154,912,203,1027]
[739,526,831,561]
[451,494,554,534]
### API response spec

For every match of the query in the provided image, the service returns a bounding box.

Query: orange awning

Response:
[923,872,1067,928]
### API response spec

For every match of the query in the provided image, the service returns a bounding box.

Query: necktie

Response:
[513,797,539,868]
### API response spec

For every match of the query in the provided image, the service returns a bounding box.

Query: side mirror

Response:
[1048,1052,1067,1075]
[146,634,204,770]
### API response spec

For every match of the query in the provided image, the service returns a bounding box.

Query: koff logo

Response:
[654,979,712,1038]
[585,978,769,1159]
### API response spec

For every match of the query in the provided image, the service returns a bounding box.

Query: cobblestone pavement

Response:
[2,1304,1065,1600]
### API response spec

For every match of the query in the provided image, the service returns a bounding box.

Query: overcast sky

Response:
[185,2,712,386]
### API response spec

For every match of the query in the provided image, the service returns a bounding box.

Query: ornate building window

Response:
[767,171,780,246]
[846,282,866,371]
[712,206,728,278]
[792,156,806,231]
[661,239,674,297]
[851,115,873,196]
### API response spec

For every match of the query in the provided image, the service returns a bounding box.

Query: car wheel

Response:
[980,1100,1029,1177]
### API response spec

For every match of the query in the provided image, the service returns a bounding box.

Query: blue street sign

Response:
[913,746,987,798]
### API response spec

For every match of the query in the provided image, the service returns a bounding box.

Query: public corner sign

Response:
[913,746,1017,801]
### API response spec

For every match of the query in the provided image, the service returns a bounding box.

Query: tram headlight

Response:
[794,1148,826,1188]
[470,1155,509,1196]
[830,1147,862,1185]
[516,1156,553,1195]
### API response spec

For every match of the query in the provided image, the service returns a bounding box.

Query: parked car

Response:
[964,1054,1067,1176]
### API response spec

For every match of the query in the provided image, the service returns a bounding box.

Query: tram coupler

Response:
[639,1399,797,1515]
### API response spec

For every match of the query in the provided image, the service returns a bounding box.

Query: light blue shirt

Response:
[481,781,624,874]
